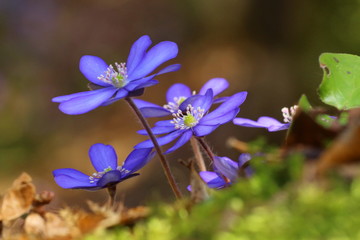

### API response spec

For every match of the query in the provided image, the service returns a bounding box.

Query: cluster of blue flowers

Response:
[52,35,180,191]
[52,35,296,196]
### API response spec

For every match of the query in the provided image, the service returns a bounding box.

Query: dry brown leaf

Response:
[316,123,360,176]
[1,218,25,240]
[0,173,150,240]
[285,110,338,150]
[24,211,73,239]
[24,212,46,237]
[44,212,72,239]
[57,204,115,237]
[23,203,150,239]
[86,201,119,230]
[119,206,150,226]
[0,173,36,222]
[77,212,105,234]
[310,109,360,176]
[32,191,55,216]
[87,201,149,228]
[87,200,119,216]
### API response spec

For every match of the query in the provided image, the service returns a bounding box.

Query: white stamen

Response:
[88,166,118,183]
[281,105,298,123]
[97,62,128,88]
[163,96,187,113]
[116,166,130,174]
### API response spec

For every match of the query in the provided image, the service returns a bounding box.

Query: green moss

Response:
[85,154,360,239]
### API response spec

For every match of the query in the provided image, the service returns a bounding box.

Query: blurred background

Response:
[0,0,360,208]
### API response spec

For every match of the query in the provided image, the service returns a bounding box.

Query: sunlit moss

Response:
[85,153,360,239]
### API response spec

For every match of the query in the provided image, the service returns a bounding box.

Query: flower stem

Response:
[125,97,182,199]
[190,137,207,172]
[196,137,230,186]
[107,185,117,208]
[196,137,215,162]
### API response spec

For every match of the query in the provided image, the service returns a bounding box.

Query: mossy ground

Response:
[84,152,360,240]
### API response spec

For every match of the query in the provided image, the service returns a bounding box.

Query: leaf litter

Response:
[0,173,149,240]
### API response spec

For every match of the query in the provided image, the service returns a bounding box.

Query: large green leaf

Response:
[318,53,360,110]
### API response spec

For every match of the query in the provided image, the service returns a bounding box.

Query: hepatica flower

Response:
[53,143,154,190]
[199,154,252,189]
[233,105,298,132]
[135,89,247,153]
[132,78,230,118]
[52,35,180,115]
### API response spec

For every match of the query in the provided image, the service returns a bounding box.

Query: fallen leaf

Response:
[24,212,46,237]
[0,173,35,222]
[32,191,55,215]
[44,212,72,239]
[285,110,338,158]
[316,123,360,176]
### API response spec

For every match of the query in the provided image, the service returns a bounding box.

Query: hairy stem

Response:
[196,137,215,162]
[196,137,232,185]
[190,137,207,172]
[107,185,117,208]
[125,97,182,199]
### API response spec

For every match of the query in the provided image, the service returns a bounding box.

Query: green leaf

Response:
[298,94,312,112]
[315,114,336,128]
[338,111,349,126]
[318,53,360,110]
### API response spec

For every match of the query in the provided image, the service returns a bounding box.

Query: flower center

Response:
[98,62,128,88]
[281,105,298,123]
[183,114,197,126]
[171,104,205,129]
[89,165,130,184]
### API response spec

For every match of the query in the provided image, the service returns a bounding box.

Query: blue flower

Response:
[52,35,180,115]
[233,105,298,132]
[199,154,252,189]
[132,78,230,118]
[53,143,154,190]
[135,89,247,153]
